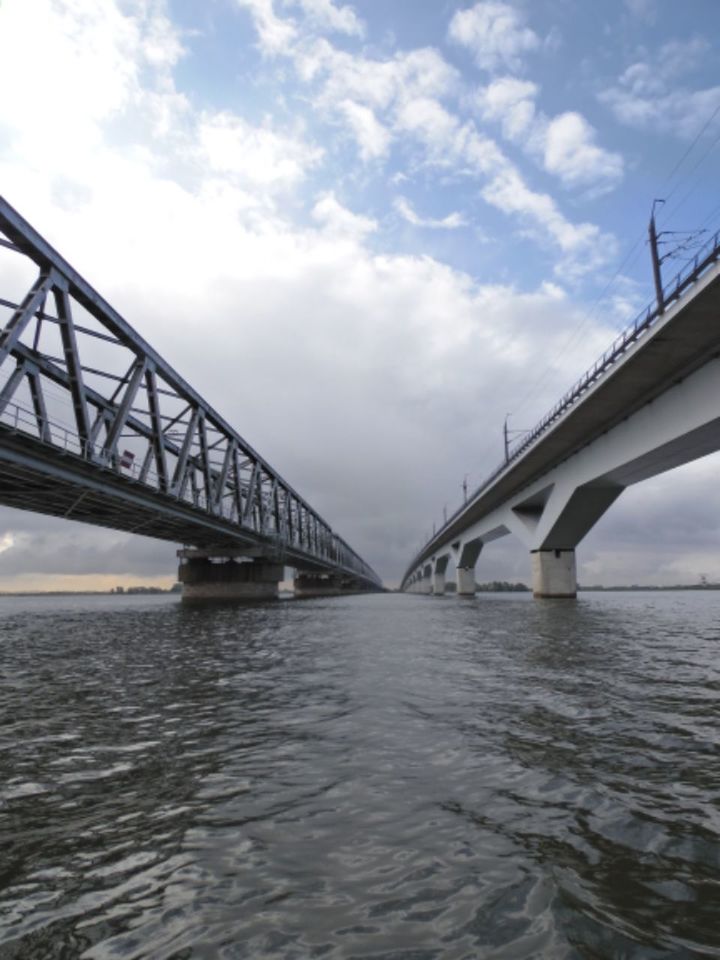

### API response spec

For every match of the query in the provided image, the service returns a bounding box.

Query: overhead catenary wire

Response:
[507,96,720,424]
[659,100,720,204]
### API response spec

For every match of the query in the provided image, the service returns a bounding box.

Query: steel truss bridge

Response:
[0,197,381,591]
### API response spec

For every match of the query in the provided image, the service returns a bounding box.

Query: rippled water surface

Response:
[1,590,720,959]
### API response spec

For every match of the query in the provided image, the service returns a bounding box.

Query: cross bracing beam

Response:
[0,196,381,589]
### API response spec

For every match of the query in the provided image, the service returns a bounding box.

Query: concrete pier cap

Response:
[178,548,283,601]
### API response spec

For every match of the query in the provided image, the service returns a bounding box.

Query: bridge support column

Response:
[178,554,283,601]
[455,538,482,596]
[456,567,476,596]
[432,555,449,594]
[294,572,343,598]
[531,549,576,599]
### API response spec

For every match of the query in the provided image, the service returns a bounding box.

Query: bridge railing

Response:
[405,227,720,582]
[0,197,382,588]
[504,228,720,466]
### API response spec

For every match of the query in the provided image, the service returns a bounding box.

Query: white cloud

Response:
[542,112,623,189]
[337,100,391,160]
[235,0,297,53]
[308,42,460,113]
[475,76,538,139]
[448,1,539,72]
[600,39,720,138]
[476,79,624,191]
[285,0,364,37]
[197,112,323,188]
[312,192,378,237]
[481,167,614,278]
[233,0,613,271]
[392,96,614,274]
[394,197,466,230]
[0,0,143,137]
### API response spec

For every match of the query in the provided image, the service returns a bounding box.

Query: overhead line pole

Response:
[649,199,666,314]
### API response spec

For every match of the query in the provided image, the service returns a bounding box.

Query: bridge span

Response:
[402,228,720,599]
[0,197,382,599]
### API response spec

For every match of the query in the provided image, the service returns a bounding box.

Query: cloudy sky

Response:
[0,0,719,590]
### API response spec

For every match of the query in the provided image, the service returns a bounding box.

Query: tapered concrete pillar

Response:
[455,537,482,596]
[432,555,449,594]
[456,566,476,596]
[531,549,576,599]
[179,554,283,601]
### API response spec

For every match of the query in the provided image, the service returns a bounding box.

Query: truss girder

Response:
[0,196,381,589]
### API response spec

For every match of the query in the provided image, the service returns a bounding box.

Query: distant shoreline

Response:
[0,588,179,597]
[579,584,720,592]
[1,584,719,597]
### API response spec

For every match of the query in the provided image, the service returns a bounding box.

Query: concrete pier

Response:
[294,572,343,598]
[293,572,373,597]
[432,555,449,595]
[455,538,482,596]
[456,567,476,596]
[178,552,283,601]
[531,549,576,599]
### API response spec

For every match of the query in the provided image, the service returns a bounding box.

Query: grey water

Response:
[0,591,719,959]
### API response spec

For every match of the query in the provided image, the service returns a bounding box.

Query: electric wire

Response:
[658,124,720,227]
[508,96,720,425]
[660,100,720,204]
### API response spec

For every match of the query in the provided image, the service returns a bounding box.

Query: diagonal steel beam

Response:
[53,284,91,450]
[144,366,168,493]
[171,406,199,498]
[197,413,212,513]
[212,439,235,515]
[0,270,57,369]
[26,365,51,443]
[100,357,147,465]
[0,361,28,417]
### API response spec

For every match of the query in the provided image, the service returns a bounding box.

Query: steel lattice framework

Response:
[0,196,381,589]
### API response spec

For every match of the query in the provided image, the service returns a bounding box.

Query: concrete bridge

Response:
[401,229,720,599]
[0,197,382,600]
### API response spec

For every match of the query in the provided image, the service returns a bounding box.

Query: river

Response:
[1,590,719,958]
